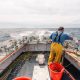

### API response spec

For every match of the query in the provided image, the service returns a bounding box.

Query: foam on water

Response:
[0,28,80,42]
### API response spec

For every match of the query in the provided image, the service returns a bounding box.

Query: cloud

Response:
[0,0,80,26]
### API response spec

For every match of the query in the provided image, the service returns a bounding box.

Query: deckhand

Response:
[48,27,74,65]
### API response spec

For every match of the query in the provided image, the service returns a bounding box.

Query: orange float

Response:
[13,76,32,80]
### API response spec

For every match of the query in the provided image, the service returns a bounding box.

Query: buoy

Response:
[13,76,32,80]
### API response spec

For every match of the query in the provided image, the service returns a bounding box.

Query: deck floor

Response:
[16,53,50,80]
[6,52,76,80]
[7,52,50,80]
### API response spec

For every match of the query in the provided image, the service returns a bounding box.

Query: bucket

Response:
[13,76,32,80]
[48,63,64,80]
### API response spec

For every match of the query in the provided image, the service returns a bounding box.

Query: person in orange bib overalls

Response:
[48,27,73,65]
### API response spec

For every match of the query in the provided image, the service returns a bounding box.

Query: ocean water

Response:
[0,28,80,42]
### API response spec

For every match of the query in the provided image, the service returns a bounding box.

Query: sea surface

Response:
[0,28,80,42]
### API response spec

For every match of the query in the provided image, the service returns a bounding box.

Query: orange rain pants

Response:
[48,42,63,65]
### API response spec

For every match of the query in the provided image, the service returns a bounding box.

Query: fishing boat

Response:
[0,31,80,80]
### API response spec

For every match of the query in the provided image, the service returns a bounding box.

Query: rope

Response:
[65,63,71,68]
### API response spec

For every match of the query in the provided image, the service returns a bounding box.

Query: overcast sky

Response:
[0,0,80,28]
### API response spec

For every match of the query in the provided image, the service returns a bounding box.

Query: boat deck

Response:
[6,52,50,80]
[4,52,75,80]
